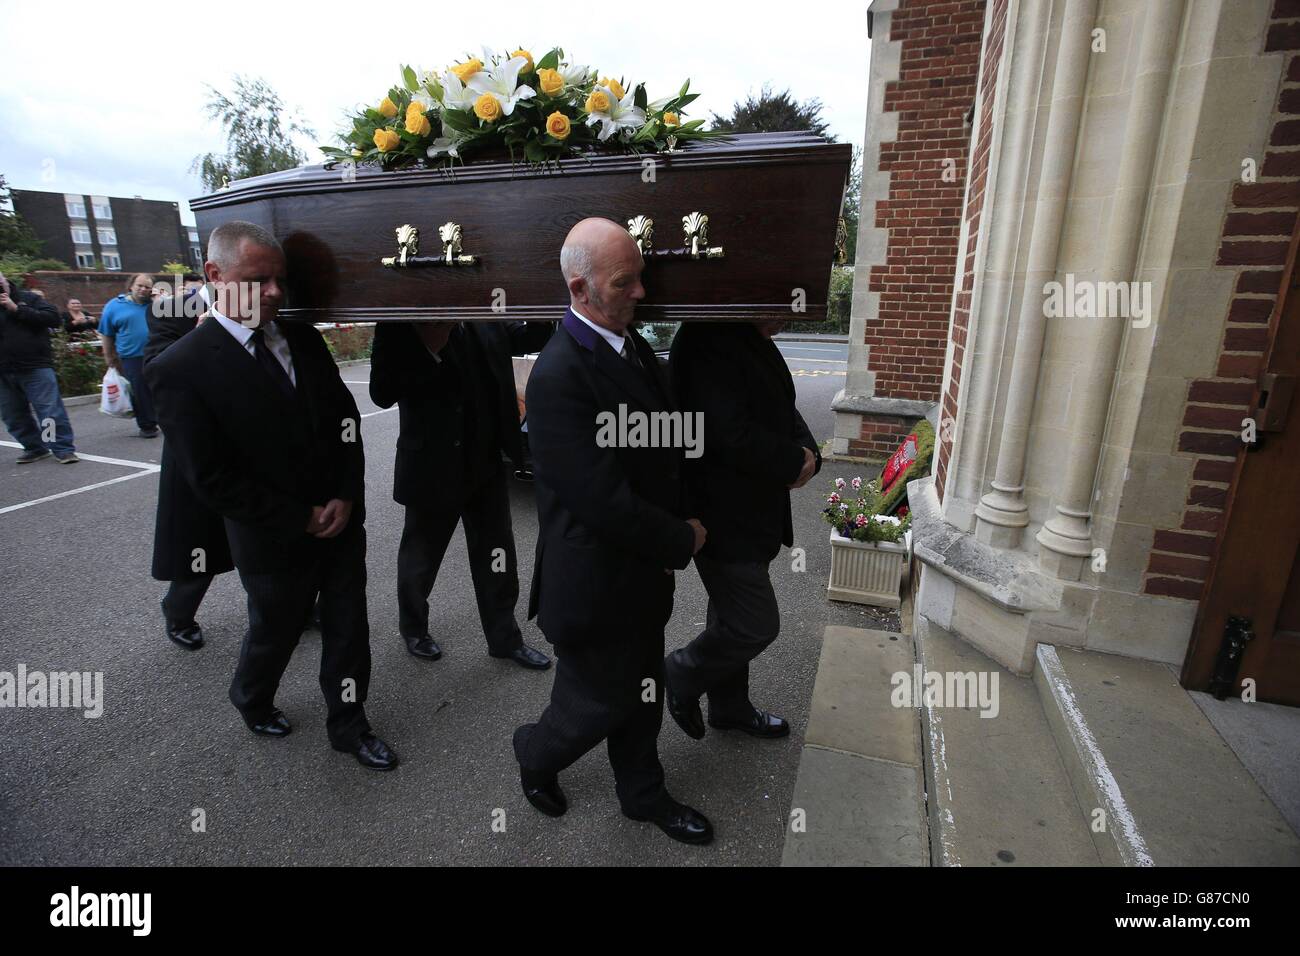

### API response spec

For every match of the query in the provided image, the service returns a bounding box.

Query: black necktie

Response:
[622,338,643,369]
[249,326,295,399]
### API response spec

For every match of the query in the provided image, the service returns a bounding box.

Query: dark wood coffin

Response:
[189,131,851,323]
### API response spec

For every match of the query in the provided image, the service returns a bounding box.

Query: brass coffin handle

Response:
[682,211,724,259]
[381,222,479,269]
[627,215,654,254]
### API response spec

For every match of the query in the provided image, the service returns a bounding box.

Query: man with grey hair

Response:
[513,217,713,845]
[145,220,399,771]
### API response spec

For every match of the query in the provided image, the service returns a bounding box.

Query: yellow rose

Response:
[373,128,401,152]
[451,58,483,83]
[512,49,534,72]
[538,68,564,96]
[473,93,502,122]
[545,111,571,140]
[585,89,611,114]
[599,77,625,100]
[378,97,398,118]
[663,112,680,127]
[405,112,431,136]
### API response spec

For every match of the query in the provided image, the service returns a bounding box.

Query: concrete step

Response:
[1035,644,1300,866]
[915,615,1101,866]
[781,625,928,866]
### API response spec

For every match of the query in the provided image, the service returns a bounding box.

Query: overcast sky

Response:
[1,0,870,226]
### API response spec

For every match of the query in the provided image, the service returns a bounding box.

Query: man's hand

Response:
[312,499,353,539]
[413,322,455,355]
[789,448,817,490]
[0,292,16,313]
[687,518,707,554]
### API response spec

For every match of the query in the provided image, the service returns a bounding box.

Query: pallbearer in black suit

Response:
[368,317,553,669]
[664,320,821,740]
[144,289,233,651]
[513,218,713,846]
[144,221,398,771]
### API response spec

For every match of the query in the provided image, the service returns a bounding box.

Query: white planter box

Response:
[827,530,906,608]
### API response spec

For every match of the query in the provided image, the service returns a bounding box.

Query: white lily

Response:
[427,135,464,159]
[436,70,478,111]
[585,85,645,142]
[647,95,673,114]
[560,62,594,87]
[466,55,536,116]
[411,90,438,112]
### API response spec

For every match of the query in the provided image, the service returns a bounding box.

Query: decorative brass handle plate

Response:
[625,210,724,260]
[381,222,479,268]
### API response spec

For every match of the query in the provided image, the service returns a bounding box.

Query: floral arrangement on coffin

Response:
[321,46,725,171]
[822,476,912,544]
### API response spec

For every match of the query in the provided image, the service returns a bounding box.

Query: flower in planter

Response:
[855,514,868,528]
[851,476,862,491]
[828,492,840,505]
[834,477,846,490]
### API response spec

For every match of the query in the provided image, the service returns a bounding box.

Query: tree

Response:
[710,85,832,139]
[840,145,863,264]
[0,174,45,260]
[192,76,315,193]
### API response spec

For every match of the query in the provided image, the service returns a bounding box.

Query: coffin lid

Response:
[189,131,851,210]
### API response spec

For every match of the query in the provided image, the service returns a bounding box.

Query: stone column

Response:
[974,0,1099,548]
[951,0,1053,513]
[1035,0,1185,579]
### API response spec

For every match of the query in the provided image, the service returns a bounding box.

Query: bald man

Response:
[512,218,713,845]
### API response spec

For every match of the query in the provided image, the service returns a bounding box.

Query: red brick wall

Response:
[1143,0,1300,601]
[935,0,1007,498]
[851,0,988,461]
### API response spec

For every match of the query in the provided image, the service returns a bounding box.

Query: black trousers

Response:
[229,523,372,748]
[161,573,213,626]
[514,576,673,814]
[667,555,780,719]
[396,465,523,655]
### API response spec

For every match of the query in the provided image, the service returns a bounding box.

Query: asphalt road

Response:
[0,335,894,866]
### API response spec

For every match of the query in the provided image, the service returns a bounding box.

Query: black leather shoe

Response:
[334,732,400,771]
[166,619,204,650]
[404,635,442,660]
[521,769,567,817]
[708,707,790,739]
[624,798,714,845]
[492,643,552,670]
[246,710,292,737]
[666,684,706,740]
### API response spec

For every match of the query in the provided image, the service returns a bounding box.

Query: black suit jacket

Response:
[525,309,696,647]
[144,317,365,575]
[144,305,234,581]
[671,322,821,562]
[369,320,551,508]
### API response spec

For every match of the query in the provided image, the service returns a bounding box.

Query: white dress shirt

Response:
[211,308,296,386]
[570,306,632,358]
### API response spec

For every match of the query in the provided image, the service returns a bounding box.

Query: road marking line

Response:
[0,441,160,471]
[361,407,396,419]
[777,346,846,353]
[0,469,158,516]
[342,380,370,385]
[784,358,848,365]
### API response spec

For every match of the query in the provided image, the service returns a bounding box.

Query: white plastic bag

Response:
[100,367,134,418]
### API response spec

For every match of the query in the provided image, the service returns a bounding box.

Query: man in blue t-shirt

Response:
[99,273,159,436]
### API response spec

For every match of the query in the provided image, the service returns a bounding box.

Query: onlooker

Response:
[62,298,98,337]
[0,271,78,464]
[99,273,160,437]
